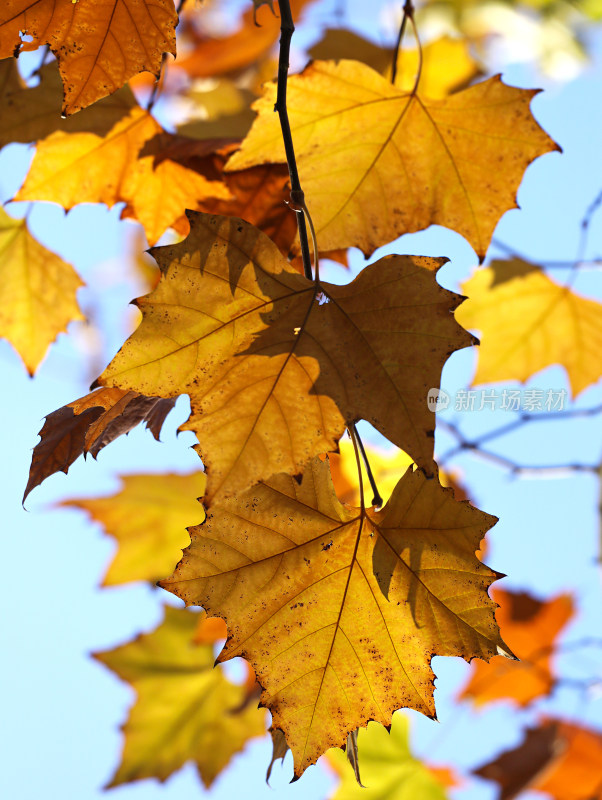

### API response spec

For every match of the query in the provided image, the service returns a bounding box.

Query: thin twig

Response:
[390,0,414,86]
[275,0,314,282]
[349,423,383,507]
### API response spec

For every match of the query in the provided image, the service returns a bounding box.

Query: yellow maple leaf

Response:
[62,472,206,585]
[0,207,83,375]
[99,212,472,503]
[309,34,481,98]
[0,0,177,114]
[94,606,267,788]
[327,713,451,799]
[160,457,506,777]
[456,259,602,396]
[14,106,231,245]
[226,60,559,258]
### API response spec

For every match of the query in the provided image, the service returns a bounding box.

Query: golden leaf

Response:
[456,259,602,396]
[0,0,177,114]
[62,472,206,585]
[0,207,83,375]
[160,457,506,776]
[95,606,267,788]
[99,212,471,503]
[14,107,231,245]
[226,61,559,258]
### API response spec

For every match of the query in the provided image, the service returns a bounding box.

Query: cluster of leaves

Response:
[5,0,601,795]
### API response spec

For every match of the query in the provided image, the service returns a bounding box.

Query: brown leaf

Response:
[24,388,175,503]
[0,59,137,148]
[475,719,602,800]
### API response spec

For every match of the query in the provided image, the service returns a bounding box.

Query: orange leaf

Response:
[175,0,312,79]
[0,0,177,114]
[475,719,602,800]
[458,589,574,707]
[14,108,231,244]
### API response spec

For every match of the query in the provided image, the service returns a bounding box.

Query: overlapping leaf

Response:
[14,107,231,245]
[0,60,137,147]
[62,472,206,585]
[95,606,267,788]
[24,388,175,502]
[0,0,177,114]
[327,713,452,800]
[456,259,602,396]
[226,60,559,258]
[458,589,574,707]
[99,211,472,503]
[160,456,506,776]
[475,719,602,800]
[0,207,83,374]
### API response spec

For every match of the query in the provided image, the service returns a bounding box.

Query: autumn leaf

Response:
[309,34,481,98]
[456,259,602,396]
[14,106,231,245]
[175,0,312,79]
[24,388,175,503]
[0,206,83,375]
[0,60,137,148]
[160,456,506,776]
[475,719,602,800]
[226,60,559,258]
[0,0,177,114]
[327,713,451,800]
[61,472,206,585]
[94,605,267,788]
[99,211,472,503]
[458,589,574,707]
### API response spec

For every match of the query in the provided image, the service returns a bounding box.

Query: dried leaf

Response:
[24,388,175,503]
[160,457,505,776]
[0,207,83,374]
[227,61,559,258]
[61,472,206,585]
[0,0,177,114]
[94,606,267,788]
[99,212,472,503]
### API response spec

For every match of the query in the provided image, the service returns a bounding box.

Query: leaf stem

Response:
[275,0,315,282]
[349,423,383,508]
